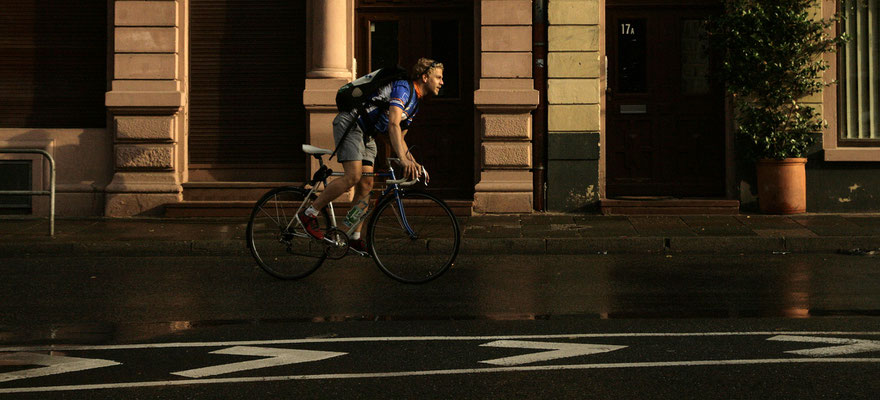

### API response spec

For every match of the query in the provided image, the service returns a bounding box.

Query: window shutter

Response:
[0,1,107,128]
[189,0,307,171]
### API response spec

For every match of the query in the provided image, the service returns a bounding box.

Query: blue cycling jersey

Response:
[357,79,419,135]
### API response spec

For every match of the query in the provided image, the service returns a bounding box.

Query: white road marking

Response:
[2,331,880,352]
[768,335,880,357]
[0,352,120,383]
[480,340,627,366]
[2,358,879,394]
[171,346,347,378]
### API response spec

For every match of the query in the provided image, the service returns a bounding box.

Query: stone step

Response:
[600,198,741,215]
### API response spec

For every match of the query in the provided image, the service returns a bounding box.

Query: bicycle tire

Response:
[246,187,330,280]
[366,191,460,284]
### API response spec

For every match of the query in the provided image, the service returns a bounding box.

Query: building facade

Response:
[1,0,878,217]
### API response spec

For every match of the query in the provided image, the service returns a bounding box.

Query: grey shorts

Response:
[333,112,377,165]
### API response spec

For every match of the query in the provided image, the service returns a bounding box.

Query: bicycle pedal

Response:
[348,248,370,258]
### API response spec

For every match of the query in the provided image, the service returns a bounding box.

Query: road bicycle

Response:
[246,144,461,284]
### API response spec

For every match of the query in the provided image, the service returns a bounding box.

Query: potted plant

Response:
[707,0,845,214]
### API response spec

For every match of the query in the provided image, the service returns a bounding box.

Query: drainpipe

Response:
[533,0,549,211]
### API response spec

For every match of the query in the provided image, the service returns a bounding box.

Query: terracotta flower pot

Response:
[756,158,807,214]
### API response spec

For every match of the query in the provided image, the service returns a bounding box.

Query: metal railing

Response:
[0,149,55,236]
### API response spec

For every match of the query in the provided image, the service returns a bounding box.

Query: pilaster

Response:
[105,0,184,216]
[304,0,355,185]
[474,0,539,213]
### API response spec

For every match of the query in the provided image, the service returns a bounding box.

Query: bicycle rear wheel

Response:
[246,187,330,280]
[367,191,460,284]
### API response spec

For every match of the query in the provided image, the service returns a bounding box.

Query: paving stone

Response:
[467,215,522,226]
[790,215,874,236]
[520,215,575,225]
[463,226,521,238]
[751,229,818,238]
[736,215,802,229]
[843,216,880,234]
[628,216,696,236]
[680,216,755,236]
[572,216,637,237]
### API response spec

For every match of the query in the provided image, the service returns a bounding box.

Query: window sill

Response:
[824,148,880,162]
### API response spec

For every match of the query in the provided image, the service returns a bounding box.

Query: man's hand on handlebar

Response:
[399,158,421,181]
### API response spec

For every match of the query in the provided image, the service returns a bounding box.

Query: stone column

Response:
[303,0,354,182]
[474,0,540,213]
[105,0,184,216]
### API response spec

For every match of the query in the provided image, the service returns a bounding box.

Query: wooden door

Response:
[606,5,725,197]
[356,0,475,199]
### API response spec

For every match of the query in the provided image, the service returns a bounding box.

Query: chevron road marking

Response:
[171,346,347,378]
[480,340,627,366]
[0,352,120,383]
[767,335,880,357]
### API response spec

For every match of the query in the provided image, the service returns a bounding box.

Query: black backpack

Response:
[335,66,408,113]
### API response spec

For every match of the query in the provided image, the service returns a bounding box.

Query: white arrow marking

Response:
[0,352,120,382]
[479,340,627,366]
[768,335,880,357]
[171,346,347,378]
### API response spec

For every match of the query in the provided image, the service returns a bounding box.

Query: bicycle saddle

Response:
[301,144,333,155]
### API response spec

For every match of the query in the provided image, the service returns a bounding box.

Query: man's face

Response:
[423,68,444,97]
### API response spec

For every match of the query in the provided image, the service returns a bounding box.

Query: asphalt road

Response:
[1,253,879,398]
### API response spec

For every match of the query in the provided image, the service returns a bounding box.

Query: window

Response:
[0,1,107,128]
[825,1,880,160]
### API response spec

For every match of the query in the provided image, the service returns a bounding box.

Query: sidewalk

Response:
[1,214,880,256]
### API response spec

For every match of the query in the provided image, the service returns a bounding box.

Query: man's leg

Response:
[312,160,362,210]
[299,160,362,239]
[347,164,373,253]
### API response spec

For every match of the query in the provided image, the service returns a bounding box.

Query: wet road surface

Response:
[1,253,878,398]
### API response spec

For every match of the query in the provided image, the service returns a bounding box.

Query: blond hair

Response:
[411,58,443,81]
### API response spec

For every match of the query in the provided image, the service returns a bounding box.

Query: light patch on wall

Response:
[849,184,861,192]
[838,197,852,203]
[568,184,598,206]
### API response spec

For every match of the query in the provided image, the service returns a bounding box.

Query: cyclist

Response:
[298,58,444,252]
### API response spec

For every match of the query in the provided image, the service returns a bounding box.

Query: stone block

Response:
[116,145,174,169]
[549,0,599,25]
[549,26,600,51]
[482,114,532,139]
[481,0,532,25]
[116,1,177,27]
[548,78,600,104]
[474,191,533,213]
[115,54,177,79]
[548,52,601,78]
[481,53,532,78]
[548,104,601,131]
[115,27,177,53]
[548,132,600,160]
[547,159,599,211]
[482,142,531,168]
[105,193,181,217]
[115,116,174,141]
[482,26,532,52]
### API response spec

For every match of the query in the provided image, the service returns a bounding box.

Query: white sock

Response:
[351,232,361,240]
[305,206,318,217]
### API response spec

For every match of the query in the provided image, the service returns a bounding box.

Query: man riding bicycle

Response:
[297,58,444,252]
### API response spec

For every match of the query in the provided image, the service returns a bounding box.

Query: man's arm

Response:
[387,106,420,179]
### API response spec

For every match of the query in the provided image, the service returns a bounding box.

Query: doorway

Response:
[356,1,475,199]
[606,3,725,197]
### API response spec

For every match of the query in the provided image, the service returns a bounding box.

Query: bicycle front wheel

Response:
[246,187,329,280]
[367,191,460,284]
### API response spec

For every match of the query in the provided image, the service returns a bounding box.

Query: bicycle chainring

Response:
[322,228,350,259]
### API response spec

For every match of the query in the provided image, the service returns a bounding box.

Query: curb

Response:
[2,236,879,257]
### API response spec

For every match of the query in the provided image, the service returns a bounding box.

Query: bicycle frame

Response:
[296,154,418,241]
